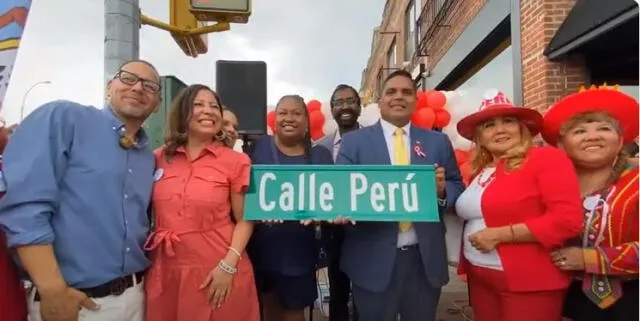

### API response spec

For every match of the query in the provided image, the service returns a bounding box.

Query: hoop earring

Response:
[216,131,226,141]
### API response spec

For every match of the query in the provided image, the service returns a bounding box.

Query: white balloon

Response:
[358,103,381,127]
[321,101,337,136]
[232,139,243,152]
[440,90,478,151]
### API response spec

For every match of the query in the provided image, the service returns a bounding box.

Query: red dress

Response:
[0,160,28,321]
[144,143,260,321]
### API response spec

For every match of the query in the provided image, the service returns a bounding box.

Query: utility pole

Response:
[104,0,140,95]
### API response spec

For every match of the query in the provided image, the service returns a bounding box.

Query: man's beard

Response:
[335,109,359,128]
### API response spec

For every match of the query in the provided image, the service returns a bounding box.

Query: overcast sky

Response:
[1,0,383,125]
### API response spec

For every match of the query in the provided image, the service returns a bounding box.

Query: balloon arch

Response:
[264,90,478,185]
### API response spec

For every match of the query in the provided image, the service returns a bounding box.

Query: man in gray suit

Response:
[316,84,362,321]
[335,70,464,321]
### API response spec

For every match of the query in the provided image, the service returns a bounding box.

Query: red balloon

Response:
[416,91,429,109]
[411,108,435,130]
[426,90,446,110]
[454,149,470,165]
[461,169,470,185]
[267,110,276,132]
[309,110,325,129]
[307,99,322,112]
[311,127,324,141]
[459,161,472,187]
[434,109,451,128]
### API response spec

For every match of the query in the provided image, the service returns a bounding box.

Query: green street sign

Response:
[244,165,439,222]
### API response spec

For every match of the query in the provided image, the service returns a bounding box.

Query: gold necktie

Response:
[394,128,412,232]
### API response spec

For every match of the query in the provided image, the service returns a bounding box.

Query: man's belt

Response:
[34,271,145,301]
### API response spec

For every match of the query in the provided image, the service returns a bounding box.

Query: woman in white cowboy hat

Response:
[454,89,583,321]
[542,86,639,321]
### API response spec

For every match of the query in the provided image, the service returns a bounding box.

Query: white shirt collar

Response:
[333,123,362,146]
[379,119,411,138]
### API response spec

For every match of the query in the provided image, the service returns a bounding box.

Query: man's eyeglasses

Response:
[332,97,359,107]
[114,70,161,94]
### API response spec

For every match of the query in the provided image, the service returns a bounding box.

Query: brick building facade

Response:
[360,0,487,104]
[360,0,638,111]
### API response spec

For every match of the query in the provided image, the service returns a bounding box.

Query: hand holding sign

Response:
[300,216,355,225]
[434,163,446,198]
[328,216,356,225]
[262,219,284,225]
[300,219,319,226]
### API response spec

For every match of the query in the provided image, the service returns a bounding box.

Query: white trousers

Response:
[28,281,144,321]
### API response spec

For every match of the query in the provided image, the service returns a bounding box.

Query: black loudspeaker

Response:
[215,60,267,135]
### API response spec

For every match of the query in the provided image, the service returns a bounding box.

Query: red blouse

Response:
[459,147,584,292]
[0,161,28,321]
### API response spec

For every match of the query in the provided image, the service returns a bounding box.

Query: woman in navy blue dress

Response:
[248,95,333,321]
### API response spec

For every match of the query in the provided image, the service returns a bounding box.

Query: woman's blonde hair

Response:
[558,111,629,183]
[470,120,533,177]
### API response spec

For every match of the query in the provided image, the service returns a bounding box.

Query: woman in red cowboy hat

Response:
[454,89,583,321]
[542,86,639,321]
[0,125,28,321]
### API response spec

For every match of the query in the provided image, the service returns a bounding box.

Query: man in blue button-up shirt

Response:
[0,60,161,321]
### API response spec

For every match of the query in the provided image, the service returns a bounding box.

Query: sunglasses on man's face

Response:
[114,70,161,94]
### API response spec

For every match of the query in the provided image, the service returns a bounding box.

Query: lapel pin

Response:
[413,141,426,158]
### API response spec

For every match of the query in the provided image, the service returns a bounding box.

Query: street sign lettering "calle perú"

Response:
[244,165,440,222]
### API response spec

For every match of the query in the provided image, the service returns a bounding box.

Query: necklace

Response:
[477,168,496,188]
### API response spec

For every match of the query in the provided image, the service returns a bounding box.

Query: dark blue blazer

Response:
[246,136,333,276]
[336,121,464,292]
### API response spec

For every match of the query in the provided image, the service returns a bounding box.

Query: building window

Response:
[404,1,416,60]
[387,40,397,73]
[454,45,515,106]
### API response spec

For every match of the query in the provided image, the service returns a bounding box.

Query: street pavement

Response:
[308,267,473,321]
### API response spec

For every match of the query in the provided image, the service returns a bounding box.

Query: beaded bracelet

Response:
[218,260,237,274]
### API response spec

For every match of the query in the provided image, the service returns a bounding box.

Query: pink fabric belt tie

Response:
[143,227,222,297]
[144,228,215,257]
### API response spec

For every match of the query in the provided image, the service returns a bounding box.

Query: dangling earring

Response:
[119,136,135,149]
[216,131,226,141]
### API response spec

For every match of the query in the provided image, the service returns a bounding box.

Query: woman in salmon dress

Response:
[144,84,259,321]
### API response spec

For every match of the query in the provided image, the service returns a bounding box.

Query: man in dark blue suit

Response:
[335,70,464,321]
